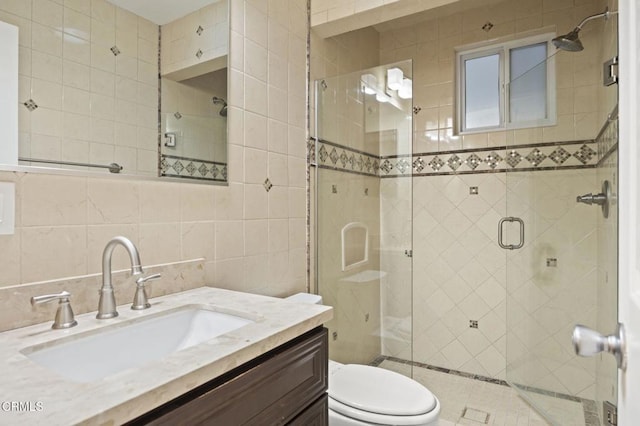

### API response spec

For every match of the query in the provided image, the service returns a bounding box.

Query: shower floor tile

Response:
[379,359,588,426]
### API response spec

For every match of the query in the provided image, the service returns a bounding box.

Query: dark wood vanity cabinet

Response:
[127,327,328,426]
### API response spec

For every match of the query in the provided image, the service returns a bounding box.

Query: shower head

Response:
[212,96,227,117]
[552,7,616,52]
[552,28,584,52]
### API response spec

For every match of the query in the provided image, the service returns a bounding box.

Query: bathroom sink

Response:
[22,306,254,383]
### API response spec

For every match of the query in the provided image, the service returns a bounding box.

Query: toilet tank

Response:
[285,293,323,305]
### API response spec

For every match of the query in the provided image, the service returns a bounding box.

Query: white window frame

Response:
[455,32,557,134]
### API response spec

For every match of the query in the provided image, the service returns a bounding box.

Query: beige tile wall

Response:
[310,0,459,38]
[0,0,309,329]
[161,1,228,77]
[0,0,159,175]
[376,0,605,154]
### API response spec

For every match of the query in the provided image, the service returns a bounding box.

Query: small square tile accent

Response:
[318,145,328,162]
[505,150,522,168]
[428,156,445,171]
[195,49,203,59]
[339,151,348,168]
[174,112,182,120]
[465,154,482,170]
[413,157,425,173]
[380,159,394,174]
[23,99,38,111]
[484,152,502,169]
[396,158,410,174]
[549,147,571,165]
[469,187,479,195]
[110,45,121,56]
[329,148,339,165]
[263,178,273,192]
[172,160,185,174]
[525,148,547,166]
[447,154,463,171]
[160,158,169,173]
[185,161,196,176]
[196,25,204,36]
[573,144,597,164]
[482,22,494,32]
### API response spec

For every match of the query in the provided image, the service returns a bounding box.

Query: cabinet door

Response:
[289,394,328,426]
[131,327,328,426]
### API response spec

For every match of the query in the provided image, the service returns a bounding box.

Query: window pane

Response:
[510,43,547,123]
[464,53,501,130]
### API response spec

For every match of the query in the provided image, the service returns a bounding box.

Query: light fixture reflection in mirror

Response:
[0,0,228,184]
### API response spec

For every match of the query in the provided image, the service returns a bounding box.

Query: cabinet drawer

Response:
[289,394,328,426]
[130,327,328,426]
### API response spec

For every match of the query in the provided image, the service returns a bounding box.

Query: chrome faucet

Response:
[97,236,144,319]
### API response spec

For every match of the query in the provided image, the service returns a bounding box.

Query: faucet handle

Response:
[131,273,161,310]
[31,291,78,329]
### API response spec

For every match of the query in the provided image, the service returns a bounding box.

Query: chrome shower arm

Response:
[576,8,617,29]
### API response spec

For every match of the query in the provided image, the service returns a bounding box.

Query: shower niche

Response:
[341,222,369,271]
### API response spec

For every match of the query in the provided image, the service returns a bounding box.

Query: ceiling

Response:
[107,0,223,25]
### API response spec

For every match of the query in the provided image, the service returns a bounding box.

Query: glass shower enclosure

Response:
[314,61,414,367]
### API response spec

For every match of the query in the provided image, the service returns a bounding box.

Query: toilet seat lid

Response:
[329,364,437,416]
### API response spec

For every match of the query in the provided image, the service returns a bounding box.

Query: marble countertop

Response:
[0,287,333,425]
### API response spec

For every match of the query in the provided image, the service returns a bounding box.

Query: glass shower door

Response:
[504,17,619,424]
[315,61,414,370]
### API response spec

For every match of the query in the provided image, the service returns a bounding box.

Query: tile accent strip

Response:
[373,356,600,426]
[316,139,380,177]
[161,154,227,182]
[313,138,598,178]
[597,105,618,166]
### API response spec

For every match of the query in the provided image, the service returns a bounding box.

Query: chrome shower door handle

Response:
[498,217,525,250]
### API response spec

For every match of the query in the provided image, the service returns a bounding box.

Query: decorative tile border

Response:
[315,139,380,177]
[383,140,597,177]
[373,356,600,426]
[597,106,618,165]
[312,138,599,179]
[371,355,509,386]
[161,154,227,182]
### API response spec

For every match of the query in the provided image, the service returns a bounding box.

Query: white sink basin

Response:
[22,306,254,383]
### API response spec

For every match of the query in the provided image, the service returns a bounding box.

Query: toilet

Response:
[285,293,441,426]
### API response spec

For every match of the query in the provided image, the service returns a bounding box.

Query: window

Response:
[456,33,556,134]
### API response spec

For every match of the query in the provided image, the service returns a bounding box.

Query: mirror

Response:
[0,0,228,183]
